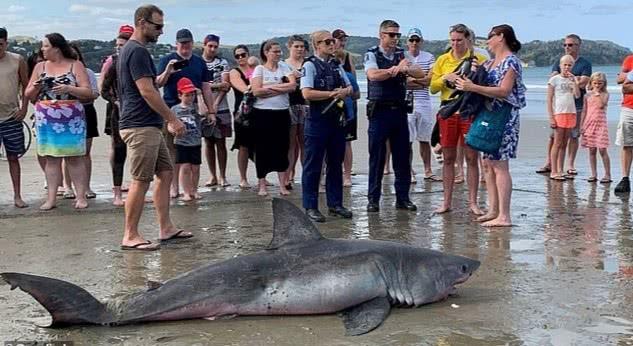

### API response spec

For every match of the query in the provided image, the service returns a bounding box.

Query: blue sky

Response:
[2,0,632,49]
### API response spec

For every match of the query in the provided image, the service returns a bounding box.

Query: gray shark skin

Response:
[1,198,480,336]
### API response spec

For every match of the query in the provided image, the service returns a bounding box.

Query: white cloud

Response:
[8,5,27,12]
[68,4,130,16]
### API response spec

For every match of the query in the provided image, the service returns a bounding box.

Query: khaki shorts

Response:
[616,107,633,147]
[120,126,173,182]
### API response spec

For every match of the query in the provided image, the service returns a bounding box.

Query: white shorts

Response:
[615,107,633,147]
[407,103,434,142]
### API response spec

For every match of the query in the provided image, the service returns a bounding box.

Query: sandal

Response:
[424,174,443,182]
[63,190,76,199]
[550,174,566,181]
[600,178,613,184]
[567,168,578,175]
[536,167,551,174]
[587,177,598,182]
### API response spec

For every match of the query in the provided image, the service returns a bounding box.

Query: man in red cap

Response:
[99,23,135,206]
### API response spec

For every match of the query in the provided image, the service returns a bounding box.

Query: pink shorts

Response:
[554,113,577,129]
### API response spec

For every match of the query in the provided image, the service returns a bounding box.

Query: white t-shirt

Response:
[405,50,435,105]
[548,75,577,115]
[252,64,293,110]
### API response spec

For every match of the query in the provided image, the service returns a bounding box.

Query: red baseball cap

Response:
[119,24,134,35]
[177,77,196,94]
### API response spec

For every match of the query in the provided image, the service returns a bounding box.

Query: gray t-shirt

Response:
[171,104,201,146]
[117,40,163,130]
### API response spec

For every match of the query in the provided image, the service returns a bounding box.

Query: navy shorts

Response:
[0,118,25,156]
[175,144,202,165]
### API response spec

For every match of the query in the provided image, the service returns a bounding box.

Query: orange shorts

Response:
[554,113,577,129]
[438,113,472,148]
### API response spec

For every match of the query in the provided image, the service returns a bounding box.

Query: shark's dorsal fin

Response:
[267,198,323,250]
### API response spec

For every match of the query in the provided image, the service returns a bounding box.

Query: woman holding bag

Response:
[455,24,526,227]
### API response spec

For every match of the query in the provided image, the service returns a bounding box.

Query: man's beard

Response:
[146,34,158,43]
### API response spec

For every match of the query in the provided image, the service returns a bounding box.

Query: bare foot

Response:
[343,178,352,187]
[434,205,451,214]
[170,190,180,199]
[145,197,153,204]
[265,179,274,186]
[469,204,484,216]
[476,212,497,223]
[40,200,56,210]
[74,199,89,209]
[258,189,268,197]
[14,198,28,208]
[279,188,291,196]
[239,180,250,189]
[482,217,512,228]
[113,197,125,207]
[194,193,202,199]
[383,169,391,175]
[219,179,231,187]
[181,194,194,201]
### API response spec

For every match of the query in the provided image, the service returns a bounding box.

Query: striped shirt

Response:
[405,50,434,104]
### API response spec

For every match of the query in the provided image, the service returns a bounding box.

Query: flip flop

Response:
[600,178,613,184]
[85,192,97,199]
[567,169,578,175]
[424,174,442,182]
[121,241,160,251]
[160,230,194,243]
[535,167,551,174]
[63,190,76,199]
[587,177,598,182]
[205,181,218,187]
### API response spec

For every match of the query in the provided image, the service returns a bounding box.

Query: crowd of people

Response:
[1,4,633,249]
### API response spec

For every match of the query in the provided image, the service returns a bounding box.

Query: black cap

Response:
[176,29,193,43]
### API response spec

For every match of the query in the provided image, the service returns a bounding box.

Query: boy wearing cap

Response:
[171,77,203,201]
[404,27,438,182]
[202,34,232,188]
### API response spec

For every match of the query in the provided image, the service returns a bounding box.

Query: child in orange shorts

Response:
[547,55,580,180]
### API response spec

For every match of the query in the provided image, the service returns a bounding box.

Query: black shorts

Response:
[84,103,99,138]
[175,144,202,165]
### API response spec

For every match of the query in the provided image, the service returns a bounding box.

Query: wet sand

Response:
[1,99,633,345]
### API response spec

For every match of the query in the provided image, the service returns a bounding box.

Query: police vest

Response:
[306,55,344,118]
[366,46,407,102]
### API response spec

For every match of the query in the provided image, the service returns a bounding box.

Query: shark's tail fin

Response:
[1,272,114,327]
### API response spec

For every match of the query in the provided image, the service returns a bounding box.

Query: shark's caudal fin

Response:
[268,198,323,250]
[1,272,114,327]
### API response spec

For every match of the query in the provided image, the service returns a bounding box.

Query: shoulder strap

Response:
[69,63,74,73]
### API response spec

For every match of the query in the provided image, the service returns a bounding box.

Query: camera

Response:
[37,76,56,88]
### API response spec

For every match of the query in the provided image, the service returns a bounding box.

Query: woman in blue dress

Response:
[455,24,527,227]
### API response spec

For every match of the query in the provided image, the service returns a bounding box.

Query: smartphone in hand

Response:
[173,59,190,71]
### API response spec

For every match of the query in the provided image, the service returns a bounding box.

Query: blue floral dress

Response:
[482,54,526,161]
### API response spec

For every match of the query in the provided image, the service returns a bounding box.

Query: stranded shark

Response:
[1,198,479,335]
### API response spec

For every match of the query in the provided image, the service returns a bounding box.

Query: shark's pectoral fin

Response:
[339,296,391,336]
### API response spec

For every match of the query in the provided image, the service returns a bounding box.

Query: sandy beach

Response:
[1,98,632,345]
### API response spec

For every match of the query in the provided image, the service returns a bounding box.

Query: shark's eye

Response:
[461,265,468,273]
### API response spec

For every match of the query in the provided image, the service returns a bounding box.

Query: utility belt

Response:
[366,100,408,119]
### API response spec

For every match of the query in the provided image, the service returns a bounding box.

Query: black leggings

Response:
[110,135,127,187]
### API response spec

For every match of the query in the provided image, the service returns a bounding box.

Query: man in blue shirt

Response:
[157,28,216,198]
[537,34,591,176]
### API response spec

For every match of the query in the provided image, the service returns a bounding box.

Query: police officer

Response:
[300,30,353,222]
[365,20,425,212]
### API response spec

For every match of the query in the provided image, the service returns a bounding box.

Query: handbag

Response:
[465,102,511,154]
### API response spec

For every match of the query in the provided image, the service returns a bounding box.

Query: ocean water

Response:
[355,65,625,120]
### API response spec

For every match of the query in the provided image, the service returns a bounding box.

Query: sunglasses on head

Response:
[382,32,402,39]
[318,38,335,45]
[234,53,248,59]
[145,19,164,31]
[487,32,498,39]
[408,37,421,43]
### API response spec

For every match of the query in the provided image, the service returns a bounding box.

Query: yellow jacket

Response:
[430,49,488,102]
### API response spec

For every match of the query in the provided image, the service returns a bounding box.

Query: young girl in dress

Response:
[580,72,611,183]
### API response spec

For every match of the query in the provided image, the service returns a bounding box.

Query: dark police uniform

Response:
[364,46,413,208]
[300,55,350,214]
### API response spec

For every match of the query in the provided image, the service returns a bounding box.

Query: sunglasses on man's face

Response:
[318,39,335,45]
[382,32,402,39]
[145,19,164,31]
[408,38,421,43]
[234,53,248,59]
[563,43,576,47]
